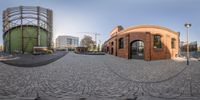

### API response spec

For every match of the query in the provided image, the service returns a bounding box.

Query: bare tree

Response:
[198,46,200,52]
[80,35,95,50]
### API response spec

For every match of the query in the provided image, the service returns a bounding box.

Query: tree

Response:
[97,44,100,52]
[80,35,95,51]
[198,46,200,52]
[0,45,3,52]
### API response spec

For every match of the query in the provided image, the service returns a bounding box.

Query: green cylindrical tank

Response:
[4,25,49,53]
[3,6,53,54]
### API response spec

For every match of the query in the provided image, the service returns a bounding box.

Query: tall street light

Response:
[184,23,192,65]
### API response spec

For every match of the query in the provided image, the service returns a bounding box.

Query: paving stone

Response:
[0,52,199,100]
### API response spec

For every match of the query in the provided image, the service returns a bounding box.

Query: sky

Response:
[0,0,200,46]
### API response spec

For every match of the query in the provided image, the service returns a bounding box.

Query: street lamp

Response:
[184,23,192,65]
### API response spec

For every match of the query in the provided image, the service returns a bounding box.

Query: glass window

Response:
[107,47,109,52]
[67,38,72,45]
[171,38,176,49]
[119,38,124,49]
[154,35,162,48]
[111,42,114,46]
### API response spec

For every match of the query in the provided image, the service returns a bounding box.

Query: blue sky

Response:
[0,0,200,45]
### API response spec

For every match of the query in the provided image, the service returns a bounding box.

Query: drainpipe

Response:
[115,38,117,56]
[127,34,130,59]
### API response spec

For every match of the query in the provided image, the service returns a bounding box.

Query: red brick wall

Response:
[104,25,179,61]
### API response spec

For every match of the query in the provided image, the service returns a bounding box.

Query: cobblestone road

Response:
[0,52,200,100]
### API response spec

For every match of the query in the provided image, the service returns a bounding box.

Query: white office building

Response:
[56,35,79,51]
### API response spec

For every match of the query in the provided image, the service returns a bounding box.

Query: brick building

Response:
[103,25,180,60]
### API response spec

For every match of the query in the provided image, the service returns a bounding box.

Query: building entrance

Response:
[131,40,144,59]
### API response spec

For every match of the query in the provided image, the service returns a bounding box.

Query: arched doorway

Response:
[130,40,144,59]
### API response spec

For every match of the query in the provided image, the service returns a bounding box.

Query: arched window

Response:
[111,42,114,46]
[153,35,162,48]
[107,47,109,52]
[118,38,124,49]
[171,38,176,49]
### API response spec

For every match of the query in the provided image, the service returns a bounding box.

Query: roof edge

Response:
[121,25,178,34]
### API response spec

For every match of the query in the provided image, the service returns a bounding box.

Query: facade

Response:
[180,41,198,52]
[103,25,180,60]
[3,6,53,54]
[56,35,79,51]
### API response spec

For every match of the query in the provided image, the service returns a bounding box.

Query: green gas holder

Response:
[3,6,53,54]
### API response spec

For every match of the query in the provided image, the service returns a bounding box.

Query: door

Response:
[131,40,144,59]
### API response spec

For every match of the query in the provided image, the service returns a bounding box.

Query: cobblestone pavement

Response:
[0,52,200,100]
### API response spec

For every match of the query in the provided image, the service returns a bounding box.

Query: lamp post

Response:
[184,23,191,65]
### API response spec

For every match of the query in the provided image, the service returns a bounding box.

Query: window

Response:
[111,42,114,46]
[67,38,72,45]
[107,47,109,52]
[119,38,124,49]
[171,38,176,49]
[154,35,162,48]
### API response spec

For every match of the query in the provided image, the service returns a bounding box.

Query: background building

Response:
[3,6,53,54]
[180,41,198,52]
[103,25,180,60]
[56,35,79,51]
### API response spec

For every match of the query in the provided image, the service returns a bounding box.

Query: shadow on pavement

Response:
[1,51,67,67]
